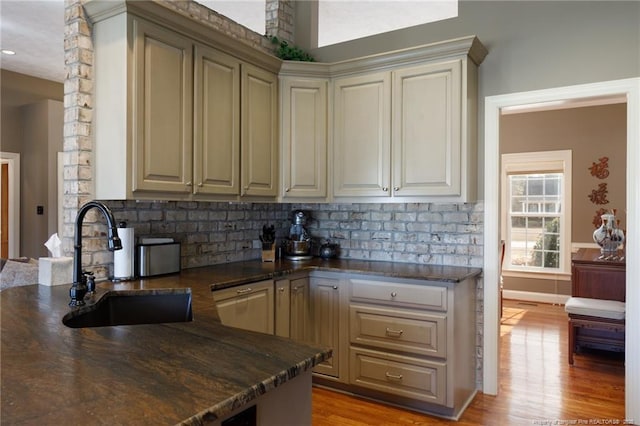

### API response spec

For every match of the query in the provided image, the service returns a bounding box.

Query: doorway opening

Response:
[0,152,20,258]
[483,78,640,421]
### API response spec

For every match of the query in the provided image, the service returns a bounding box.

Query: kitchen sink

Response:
[62,289,193,328]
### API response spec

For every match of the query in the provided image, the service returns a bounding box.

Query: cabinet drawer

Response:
[350,304,446,358]
[349,347,446,406]
[350,279,447,311]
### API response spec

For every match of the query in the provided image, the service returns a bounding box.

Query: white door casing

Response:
[484,77,639,423]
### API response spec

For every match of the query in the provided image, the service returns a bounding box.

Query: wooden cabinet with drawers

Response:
[347,276,476,420]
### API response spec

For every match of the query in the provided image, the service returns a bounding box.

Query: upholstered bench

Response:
[565,297,626,365]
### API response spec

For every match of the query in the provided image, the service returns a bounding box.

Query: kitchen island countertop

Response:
[0,268,330,425]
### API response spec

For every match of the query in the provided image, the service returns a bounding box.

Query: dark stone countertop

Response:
[0,272,330,425]
[0,258,481,424]
[193,257,482,291]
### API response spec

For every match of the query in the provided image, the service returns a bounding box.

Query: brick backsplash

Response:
[102,200,484,273]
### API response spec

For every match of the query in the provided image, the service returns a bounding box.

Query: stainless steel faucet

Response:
[69,200,123,307]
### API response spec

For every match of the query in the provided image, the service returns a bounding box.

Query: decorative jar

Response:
[592,212,625,253]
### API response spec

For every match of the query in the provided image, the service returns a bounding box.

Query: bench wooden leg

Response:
[568,319,575,365]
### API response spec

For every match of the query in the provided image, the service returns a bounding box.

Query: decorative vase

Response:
[592,212,625,253]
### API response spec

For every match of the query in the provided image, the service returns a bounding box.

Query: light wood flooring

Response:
[312,299,625,425]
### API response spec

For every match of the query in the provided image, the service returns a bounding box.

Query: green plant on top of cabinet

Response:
[90,7,280,201]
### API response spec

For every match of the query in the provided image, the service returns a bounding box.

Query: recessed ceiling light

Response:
[1,49,16,55]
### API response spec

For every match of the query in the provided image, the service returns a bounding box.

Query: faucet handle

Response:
[83,271,95,294]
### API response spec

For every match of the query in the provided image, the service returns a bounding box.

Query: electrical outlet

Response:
[36,205,44,215]
[252,239,262,249]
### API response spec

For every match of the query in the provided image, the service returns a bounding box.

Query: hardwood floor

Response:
[312,299,625,425]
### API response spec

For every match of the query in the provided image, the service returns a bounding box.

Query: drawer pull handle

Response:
[385,372,403,381]
[390,292,397,298]
[236,288,253,294]
[385,327,404,337]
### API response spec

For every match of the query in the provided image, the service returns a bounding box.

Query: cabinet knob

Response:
[385,327,404,337]
[244,186,250,190]
[332,285,338,290]
[186,181,192,186]
[278,287,285,292]
[385,372,403,381]
[393,186,400,192]
[382,187,389,192]
[198,182,203,187]
[391,291,397,298]
[285,187,290,192]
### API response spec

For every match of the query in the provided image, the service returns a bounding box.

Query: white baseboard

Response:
[503,289,570,305]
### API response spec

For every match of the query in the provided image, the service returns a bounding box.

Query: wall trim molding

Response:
[503,290,569,306]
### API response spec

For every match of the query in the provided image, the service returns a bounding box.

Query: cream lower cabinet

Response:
[309,275,347,381]
[275,276,311,341]
[212,280,274,334]
[347,276,476,420]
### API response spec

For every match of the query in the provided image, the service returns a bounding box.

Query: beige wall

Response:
[1,70,63,258]
[499,103,626,296]
[500,103,627,243]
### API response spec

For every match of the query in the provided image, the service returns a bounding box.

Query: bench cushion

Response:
[565,297,625,320]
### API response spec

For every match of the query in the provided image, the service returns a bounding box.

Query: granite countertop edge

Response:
[203,258,483,291]
[180,352,326,426]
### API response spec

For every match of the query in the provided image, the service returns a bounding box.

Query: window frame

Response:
[500,150,572,280]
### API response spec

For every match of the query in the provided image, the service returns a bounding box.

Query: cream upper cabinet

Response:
[89,4,280,201]
[332,61,469,200]
[328,36,486,202]
[392,60,463,197]
[280,76,328,199]
[241,64,278,198]
[333,72,391,197]
[193,45,240,195]
[131,19,194,194]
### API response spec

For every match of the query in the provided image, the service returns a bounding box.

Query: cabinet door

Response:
[290,277,310,341]
[333,72,391,197]
[310,277,341,377]
[132,18,193,194]
[275,279,291,338]
[280,78,328,199]
[194,45,240,195]
[241,64,278,197]
[392,60,462,196]
[213,280,274,334]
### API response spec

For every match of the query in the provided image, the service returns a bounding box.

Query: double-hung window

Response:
[501,150,572,278]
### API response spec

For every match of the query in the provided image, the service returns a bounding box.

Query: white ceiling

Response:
[1,0,65,83]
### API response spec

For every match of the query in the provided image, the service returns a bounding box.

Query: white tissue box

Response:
[38,257,73,286]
